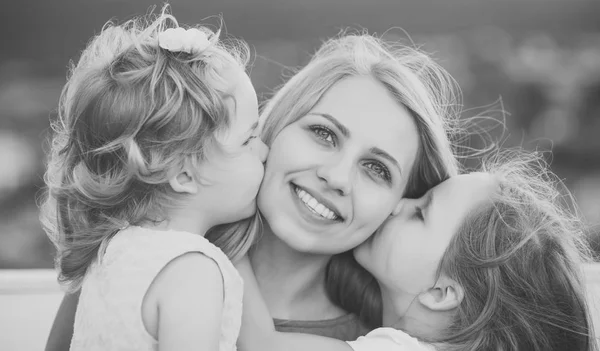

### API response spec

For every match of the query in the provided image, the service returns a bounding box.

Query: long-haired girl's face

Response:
[355,173,498,295]
[194,66,268,225]
[257,75,420,254]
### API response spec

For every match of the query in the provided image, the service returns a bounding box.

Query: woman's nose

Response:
[316,157,353,196]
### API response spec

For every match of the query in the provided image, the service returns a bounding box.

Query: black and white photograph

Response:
[1,0,600,350]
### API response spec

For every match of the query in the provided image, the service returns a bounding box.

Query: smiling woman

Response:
[246,33,461,337]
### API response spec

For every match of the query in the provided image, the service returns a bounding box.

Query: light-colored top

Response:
[70,226,243,351]
[347,328,436,351]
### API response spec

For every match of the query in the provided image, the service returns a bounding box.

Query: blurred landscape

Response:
[1,0,599,268]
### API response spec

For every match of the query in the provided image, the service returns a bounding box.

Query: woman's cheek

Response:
[271,131,322,169]
[357,188,397,224]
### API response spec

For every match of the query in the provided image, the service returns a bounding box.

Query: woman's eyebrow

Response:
[307,112,350,137]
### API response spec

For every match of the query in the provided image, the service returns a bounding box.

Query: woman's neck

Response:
[380,286,412,328]
[250,222,346,321]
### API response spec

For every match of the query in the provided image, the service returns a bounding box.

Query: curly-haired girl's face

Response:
[193,66,268,226]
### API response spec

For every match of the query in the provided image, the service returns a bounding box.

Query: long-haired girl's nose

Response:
[395,197,422,216]
[257,139,269,162]
[392,198,407,216]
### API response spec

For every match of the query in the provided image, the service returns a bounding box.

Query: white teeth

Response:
[314,203,326,214]
[294,187,339,221]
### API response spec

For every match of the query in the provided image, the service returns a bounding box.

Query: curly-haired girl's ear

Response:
[168,169,198,194]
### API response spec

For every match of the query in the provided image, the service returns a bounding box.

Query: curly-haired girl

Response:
[41,7,267,351]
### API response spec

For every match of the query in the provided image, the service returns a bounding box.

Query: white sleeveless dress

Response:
[70,226,243,351]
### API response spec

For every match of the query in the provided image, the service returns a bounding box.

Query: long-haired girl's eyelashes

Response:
[309,125,336,146]
[413,206,424,221]
[243,135,257,146]
[364,161,392,182]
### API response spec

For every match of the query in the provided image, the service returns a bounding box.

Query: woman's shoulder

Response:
[347,327,435,351]
[274,313,370,341]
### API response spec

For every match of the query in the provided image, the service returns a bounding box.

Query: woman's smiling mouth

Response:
[292,184,342,221]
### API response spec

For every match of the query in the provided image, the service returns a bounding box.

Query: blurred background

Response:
[0,0,599,269]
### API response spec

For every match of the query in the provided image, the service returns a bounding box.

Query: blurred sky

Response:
[1,0,600,268]
[2,0,599,72]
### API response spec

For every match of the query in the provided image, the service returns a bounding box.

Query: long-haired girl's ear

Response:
[417,277,464,312]
[168,169,198,194]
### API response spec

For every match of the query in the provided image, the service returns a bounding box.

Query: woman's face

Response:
[354,173,498,295]
[258,75,420,254]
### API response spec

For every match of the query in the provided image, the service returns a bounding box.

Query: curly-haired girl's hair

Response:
[40,6,253,291]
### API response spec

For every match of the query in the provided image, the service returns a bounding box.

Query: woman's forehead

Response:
[308,75,420,168]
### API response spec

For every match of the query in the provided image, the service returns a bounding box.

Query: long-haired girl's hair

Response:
[438,150,597,351]
[259,32,461,328]
[40,6,253,291]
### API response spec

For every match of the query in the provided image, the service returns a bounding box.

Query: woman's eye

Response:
[309,125,336,146]
[413,207,424,221]
[365,161,391,182]
[243,135,257,146]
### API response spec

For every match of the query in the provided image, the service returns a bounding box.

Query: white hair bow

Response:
[158,27,211,54]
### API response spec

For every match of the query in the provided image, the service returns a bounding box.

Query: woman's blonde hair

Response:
[40,7,254,291]
[259,33,461,327]
[438,150,597,351]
